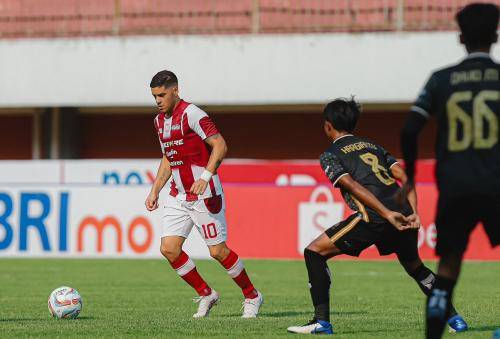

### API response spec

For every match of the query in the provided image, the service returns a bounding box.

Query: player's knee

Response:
[306,241,332,256]
[305,242,321,253]
[399,258,422,274]
[160,243,182,262]
[304,247,321,260]
[208,245,229,262]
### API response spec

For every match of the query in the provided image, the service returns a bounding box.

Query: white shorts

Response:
[161,194,227,246]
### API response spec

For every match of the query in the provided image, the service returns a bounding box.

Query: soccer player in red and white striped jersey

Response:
[145,70,263,318]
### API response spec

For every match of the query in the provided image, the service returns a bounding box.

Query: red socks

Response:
[221,250,258,299]
[170,250,257,299]
[170,251,211,296]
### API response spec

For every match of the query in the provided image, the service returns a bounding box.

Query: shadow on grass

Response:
[340,327,417,335]
[0,315,96,322]
[468,325,500,332]
[257,310,369,318]
[0,317,42,322]
[218,311,314,318]
[75,316,96,320]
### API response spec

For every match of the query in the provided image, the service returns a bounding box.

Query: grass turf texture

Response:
[1,259,499,338]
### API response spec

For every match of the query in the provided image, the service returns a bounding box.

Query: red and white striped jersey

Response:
[154,100,223,201]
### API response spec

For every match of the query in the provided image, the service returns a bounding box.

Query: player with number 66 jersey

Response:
[401,4,499,338]
[145,70,263,319]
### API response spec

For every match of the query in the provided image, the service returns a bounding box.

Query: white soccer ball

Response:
[48,286,83,319]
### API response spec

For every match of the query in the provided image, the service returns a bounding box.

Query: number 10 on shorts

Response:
[202,223,218,239]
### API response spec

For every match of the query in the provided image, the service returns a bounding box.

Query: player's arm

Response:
[190,133,228,195]
[204,133,228,175]
[320,152,413,231]
[400,73,437,187]
[337,175,414,231]
[391,163,422,229]
[380,147,421,228]
[185,106,227,194]
[190,133,228,194]
[380,146,419,214]
[391,163,417,213]
[145,155,172,211]
[401,112,427,187]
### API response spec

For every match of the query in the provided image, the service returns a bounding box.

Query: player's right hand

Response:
[386,211,413,231]
[145,191,159,211]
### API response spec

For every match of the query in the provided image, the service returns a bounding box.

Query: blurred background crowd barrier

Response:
[0,0,496,38]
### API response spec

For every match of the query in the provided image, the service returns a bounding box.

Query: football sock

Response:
[220,250,258,299]
[426,275,456,339]
[170,251,212,296]
[410,264,457,316]
[304,248,331,323]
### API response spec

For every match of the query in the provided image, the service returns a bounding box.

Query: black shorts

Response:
[435,194,500,256]
[324,213,419,262]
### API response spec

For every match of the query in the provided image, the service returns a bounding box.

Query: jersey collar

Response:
[162,99,189,118]
[465,52,492,60]
[333,134,354,144]
[173,99,189,115]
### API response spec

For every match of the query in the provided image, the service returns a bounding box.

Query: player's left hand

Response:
[406,213,421,229]
[386,211,413,231]
[190,179,208,195]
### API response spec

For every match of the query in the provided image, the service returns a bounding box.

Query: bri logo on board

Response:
[0,191,154,254]
[0,192,69,251]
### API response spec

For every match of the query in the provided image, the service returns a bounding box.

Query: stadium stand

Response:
[1,0,499,38]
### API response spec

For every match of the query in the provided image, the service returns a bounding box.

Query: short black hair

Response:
[323,97,361,133]
[150,70,178,88]
[456,3,499,49]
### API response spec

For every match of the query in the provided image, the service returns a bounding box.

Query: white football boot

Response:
[287,319,334,334]
[241,290,264,318]
[192,290,219,318]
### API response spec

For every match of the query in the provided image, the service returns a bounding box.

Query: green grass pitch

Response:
[1,259,499,338]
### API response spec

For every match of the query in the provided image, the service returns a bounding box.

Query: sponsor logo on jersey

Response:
[165,139,184,147]
[170,160,184,167]
[171,124,181,130]
[166,149,178,157]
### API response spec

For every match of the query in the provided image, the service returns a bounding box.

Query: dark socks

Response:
[304,248,331,322]
[409,264,457,316]
[426,275,457,339]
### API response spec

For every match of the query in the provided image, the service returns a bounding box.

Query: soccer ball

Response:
[48,286,82,319]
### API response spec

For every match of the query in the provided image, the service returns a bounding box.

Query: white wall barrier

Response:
[2,33,499,107]
[0,186,209,258]
[0,160,160,185]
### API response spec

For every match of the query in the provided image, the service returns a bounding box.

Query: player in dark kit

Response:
[287,98,467,335]
[401,3,499,339]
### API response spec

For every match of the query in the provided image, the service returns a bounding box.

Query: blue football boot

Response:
[448,314,468,333]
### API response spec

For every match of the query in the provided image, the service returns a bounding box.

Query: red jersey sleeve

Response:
[185,105,219,139]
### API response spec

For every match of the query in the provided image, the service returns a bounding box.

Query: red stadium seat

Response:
[0,0,114,37]
[260,0,354,33]
[119,0,251,34]
[350,0,397,30]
